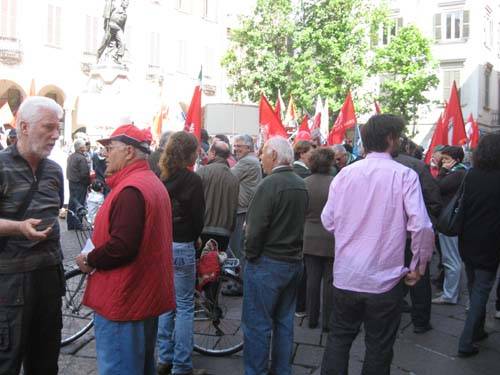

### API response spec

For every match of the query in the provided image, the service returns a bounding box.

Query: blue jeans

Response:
[157,242,196,374]
[94,313,158,375]
[242,256,303,375]
[458,265,496,352]
[438,233,462,303]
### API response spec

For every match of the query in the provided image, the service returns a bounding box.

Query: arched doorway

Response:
[0,79,26,116]
[38,84,66,107]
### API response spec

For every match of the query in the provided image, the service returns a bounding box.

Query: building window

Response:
[177,40,187,73]
[202,0,217,21]
[484,7,493,49]
[0,0,17,39]
[176,0,192,13]
[484,63,492,109]
[84,15,99,54]
[47,4,62,47]
[434,10,469,42]
[149,32,160,67]
[378,17,403,46]
[442,69,460,102]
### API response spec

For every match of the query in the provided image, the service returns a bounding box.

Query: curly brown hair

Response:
[160,131,198,180]
[309,147,335,174]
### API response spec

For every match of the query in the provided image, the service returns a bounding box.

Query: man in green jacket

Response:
[242,136,309,375]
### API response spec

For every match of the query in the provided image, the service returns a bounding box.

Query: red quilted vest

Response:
[82,160,175,321]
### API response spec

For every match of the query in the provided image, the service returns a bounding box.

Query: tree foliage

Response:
[222,1,438,128]
[371,25,438,130]
[222,0,381,112]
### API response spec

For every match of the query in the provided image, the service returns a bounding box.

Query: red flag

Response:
[328,91,357,145]
[29,79,36,96]
[184,86,202,142]
[298,115,310,133]
[424,113,448,165]
[374,100,381,114]
[274,98,282,122]
[259,94,287,140]
[466,113,480,149]
[442,81,467,146]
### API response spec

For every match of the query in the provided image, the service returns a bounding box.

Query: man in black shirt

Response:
[0,96,65,375]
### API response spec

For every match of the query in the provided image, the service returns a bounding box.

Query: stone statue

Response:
[96,0,129,65]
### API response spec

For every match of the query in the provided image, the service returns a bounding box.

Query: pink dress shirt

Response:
[321,152,434,293]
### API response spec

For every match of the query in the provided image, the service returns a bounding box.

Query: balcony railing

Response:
[0,36,22,65]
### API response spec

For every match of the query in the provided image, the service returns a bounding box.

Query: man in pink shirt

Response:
[320,114,434,375]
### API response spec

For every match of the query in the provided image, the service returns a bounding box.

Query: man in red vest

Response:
[76,124,175,375]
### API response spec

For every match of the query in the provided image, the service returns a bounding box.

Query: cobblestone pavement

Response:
[59,220,500,375]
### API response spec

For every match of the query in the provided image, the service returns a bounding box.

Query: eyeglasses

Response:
[105,144,128,153]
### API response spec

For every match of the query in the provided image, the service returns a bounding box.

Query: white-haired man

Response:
[242,136,309,375]
[0,96,65,374]
[66,138,90,230]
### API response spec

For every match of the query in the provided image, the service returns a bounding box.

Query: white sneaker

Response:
[495,310,500,319]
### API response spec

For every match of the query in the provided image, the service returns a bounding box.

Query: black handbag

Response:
[436,171,467,236]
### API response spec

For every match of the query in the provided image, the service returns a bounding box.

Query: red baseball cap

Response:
[98,124,152,154]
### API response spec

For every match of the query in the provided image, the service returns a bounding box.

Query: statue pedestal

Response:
[77,64,135,140]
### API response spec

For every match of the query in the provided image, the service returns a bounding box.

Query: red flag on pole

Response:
[328,91,357,145]
[442,81,467,145]
[374,99,381,114]
[259,94,288,140]
[274,97,282,122]
[298,115,310,133]
[295,115,312,143]
[466,113,480,149]
[184,86,202,142]
[424,113,448,165]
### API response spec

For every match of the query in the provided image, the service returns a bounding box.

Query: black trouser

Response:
[496,271,500,311]
[321,282,403,375]
[0,265,64,375]
[304,255,334,329]
[403,239,432,327]
[296,262,307,313]
[67,181,88,229]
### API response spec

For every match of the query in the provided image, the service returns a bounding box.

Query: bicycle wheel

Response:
[61,268,94,346]
[193,272,244,356]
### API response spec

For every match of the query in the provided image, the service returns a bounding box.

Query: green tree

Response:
[221,0,385,113]
[371,25,438,133]
[221,0,295,104]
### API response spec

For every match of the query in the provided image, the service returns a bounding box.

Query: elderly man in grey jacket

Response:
[226,135,262,295]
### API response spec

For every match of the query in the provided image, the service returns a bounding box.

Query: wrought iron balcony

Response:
[0,36,22,65]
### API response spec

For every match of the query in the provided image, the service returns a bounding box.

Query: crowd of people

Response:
[0,96,499,375]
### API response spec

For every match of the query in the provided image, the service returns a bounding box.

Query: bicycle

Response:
[61,258,244,356]
[61,205,94,347]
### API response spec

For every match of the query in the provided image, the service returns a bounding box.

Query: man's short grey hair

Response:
[16,96,63,134]
[134,148,149,160]
[210,140,231,159]
[265,136,293,165]
[159,131,172,150]
[73,139,86,151]
[234,134,254,149]
[332,144,347,155]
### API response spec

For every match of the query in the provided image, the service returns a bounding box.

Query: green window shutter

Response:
[434,13,442,41]
[463,10,470,39]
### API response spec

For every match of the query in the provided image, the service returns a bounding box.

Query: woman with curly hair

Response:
[457,133,500,357]
[156,131,206,375]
